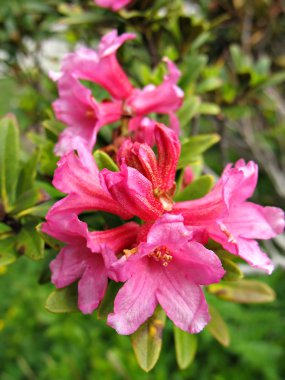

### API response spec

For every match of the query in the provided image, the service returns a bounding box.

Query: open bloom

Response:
[94,0,132,11]
[174,160,285,273]
[52,30,183,155]
[43,212,139,314]
[108,214,225,335]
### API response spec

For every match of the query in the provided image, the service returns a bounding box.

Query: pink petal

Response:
[94,0,132,11]
[157,271,210,333]
[61,31,135,100]
[127,58,183,116]
[107,260,158,334]
[155,123,180,191]
[50,245,90,288]
[224,202,285,240]
[78,255,108,314]
[235,238,274,274]
[101,164,163,221]
[88,222,140,254]
[52,146,132,219]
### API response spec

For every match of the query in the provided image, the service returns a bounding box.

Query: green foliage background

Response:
[0,0,285,378]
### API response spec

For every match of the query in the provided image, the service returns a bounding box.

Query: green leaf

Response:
[206,305,230,347]
[174,326,197,370]
[16,150,39,196]
[97,281,122,319]
[197,77,223,93]
[198,102,221,115]
[10,188,48,216]
[131,306,166,372]
[207,280,276,303]
[45,284,78,313]
[0,114,20,211]
[0,237,17,266]
[15,200,54,218]
[94,150,119,171]
[178,134,220,169]
[221,257,244,282]
[174,175,214,201]
[15,222,44,260]
[177,95,201,129]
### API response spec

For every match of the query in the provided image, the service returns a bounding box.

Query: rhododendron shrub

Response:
[40,22,284,374]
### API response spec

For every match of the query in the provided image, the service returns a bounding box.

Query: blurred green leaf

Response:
[94,150,119,172]
[45,284,78,313]
[0,236,17,265]
[16,221,44,260]
[178,134,220,169]
[221,258,244,282]
[197,77,223,93]
[177,95,201,129]
[16,150,39,197]
[208,280,276,303]
[174,175,214,201]
[174,326,197,370]
[206,304,230,347]
[131,306,166,372]
[0,114,19,211]
[198,102,221,115]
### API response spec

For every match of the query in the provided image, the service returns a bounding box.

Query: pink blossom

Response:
[43,213,139,314]
[94,0,132,11]
[107,213,225,335]
[49,142,132,219]
[174,160,285,273]
[53,74,121,155]
[61,30,135,100]
[52,31,183,154]
[102,123,180,220]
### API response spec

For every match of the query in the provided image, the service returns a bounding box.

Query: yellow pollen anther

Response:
[148,246,173,267]
[123,247,138,258]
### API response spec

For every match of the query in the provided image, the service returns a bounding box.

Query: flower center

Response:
[148,245,173,267]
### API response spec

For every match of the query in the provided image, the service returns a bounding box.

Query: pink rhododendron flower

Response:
[102,123,180,220]
[108,214,225,334]
[52,30,183,155]
[94,0,132,11]
[42,212,139,314]
[53,74,122,155]
[174,160,285,273]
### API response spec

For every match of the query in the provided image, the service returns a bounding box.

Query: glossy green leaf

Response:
[97,281,122,320]
[178,134,220,169]
[0,237,17,266]
[206,305,230,347]
[45,285,78,313]
[94,150,119,171]
[207,280,276,303]
[0,114,20,211]
[131,306,166,372]
[174,175,214,201]
[174,326,197,370]
[16,222,44,260]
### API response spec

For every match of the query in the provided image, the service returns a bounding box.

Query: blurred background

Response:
[0,0,285,379]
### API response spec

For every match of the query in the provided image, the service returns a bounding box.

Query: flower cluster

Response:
[44,30,284,336]
[51,30,183,156]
